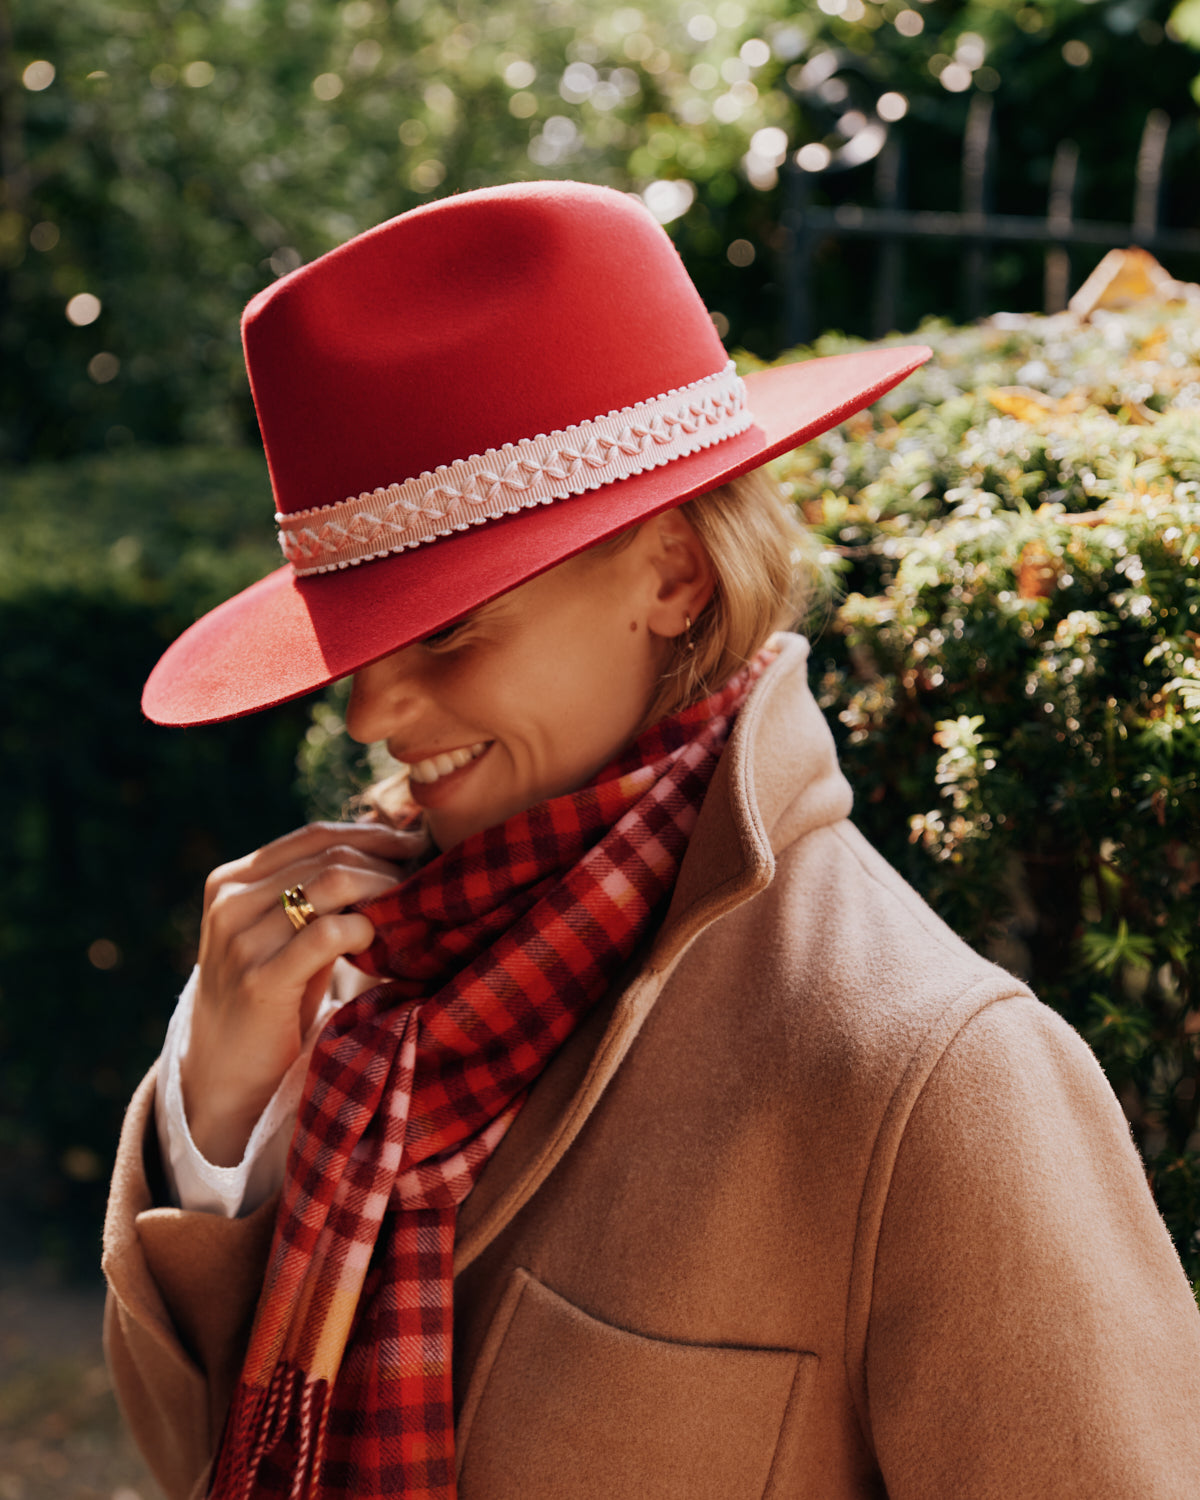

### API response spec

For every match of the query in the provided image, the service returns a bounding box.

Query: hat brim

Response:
[142,344,930,725]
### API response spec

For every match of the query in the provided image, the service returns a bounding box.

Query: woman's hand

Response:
[181,822,420,1168]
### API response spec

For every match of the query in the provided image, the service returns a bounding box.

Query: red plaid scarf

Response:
[210,658,767,1499]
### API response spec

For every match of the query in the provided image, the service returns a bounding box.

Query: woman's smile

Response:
[400,739,492,788]
[345,515,708,850]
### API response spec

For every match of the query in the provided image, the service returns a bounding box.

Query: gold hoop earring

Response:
[683,614,696,653]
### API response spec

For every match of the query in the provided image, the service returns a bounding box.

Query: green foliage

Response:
[754,300,1200,1283]
[5,0,1199,460]
[294,676,399,822]
[0,448,308,1264]
[1172,0,1200,48]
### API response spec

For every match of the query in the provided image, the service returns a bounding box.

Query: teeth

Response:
[405,741,489,785]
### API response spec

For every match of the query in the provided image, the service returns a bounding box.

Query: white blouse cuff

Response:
[154,967,347,1219]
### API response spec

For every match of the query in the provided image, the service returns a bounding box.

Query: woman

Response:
[103,181,1200,1500]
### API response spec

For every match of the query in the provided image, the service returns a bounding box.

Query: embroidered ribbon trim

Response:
[277,362,752,575]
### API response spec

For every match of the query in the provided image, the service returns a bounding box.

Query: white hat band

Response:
[277,362,751,576]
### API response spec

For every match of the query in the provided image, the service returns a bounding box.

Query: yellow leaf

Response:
[987,386,1057,424]
[1069,247,1185,315]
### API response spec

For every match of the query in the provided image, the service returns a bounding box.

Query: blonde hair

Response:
[358,464,805,823]
[637,465,805,729]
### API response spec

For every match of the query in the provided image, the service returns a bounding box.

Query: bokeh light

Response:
[772,26,808,60]
[87,939,121,970]
[956,33,987,69]
[66,293,102,327]
[30,222,60,251]
[642,178,696,224]
[877,91,908,122]
[744,125,788,189]
[269,247,302,276]
[840,122,887,165]
[350,40,383,74]
[726,238,755,266]
[22,60,55,91]
[939,62,973,92]
[560,61,597,102]
[312,72,344,100]
[795,142,832,172]
[410,159,446,190]
[751,127,788,161]
[87,353,121,384]
[504,59,537,89]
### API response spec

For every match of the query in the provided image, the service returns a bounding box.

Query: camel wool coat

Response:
[103,634,1200,1500]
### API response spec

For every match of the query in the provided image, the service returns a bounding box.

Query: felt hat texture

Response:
[143,180,930,725]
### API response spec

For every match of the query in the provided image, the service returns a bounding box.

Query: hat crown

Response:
[242,182,728,518]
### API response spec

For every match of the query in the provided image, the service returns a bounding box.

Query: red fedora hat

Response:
[142,180,929,726]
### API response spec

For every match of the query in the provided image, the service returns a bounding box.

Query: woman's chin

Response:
[418,798,488,853]
[425,812,475,852]
[422,784,533,853]
[418,793,503,854]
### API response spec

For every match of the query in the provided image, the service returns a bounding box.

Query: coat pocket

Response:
[456,1268,815,1500]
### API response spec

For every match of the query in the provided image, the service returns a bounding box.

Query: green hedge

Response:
[0,448,308,1265]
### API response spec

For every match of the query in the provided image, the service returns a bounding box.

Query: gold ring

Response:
[280,884,316,932]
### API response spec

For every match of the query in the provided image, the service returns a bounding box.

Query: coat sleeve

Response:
[102,1067,278,1500]
[861,992,1200,1499]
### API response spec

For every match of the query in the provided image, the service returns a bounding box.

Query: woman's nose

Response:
[344,649,423,744]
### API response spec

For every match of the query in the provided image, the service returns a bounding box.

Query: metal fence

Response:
[781,97,1200,344]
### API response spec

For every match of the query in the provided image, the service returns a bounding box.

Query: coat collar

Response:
[454,634,852,1270]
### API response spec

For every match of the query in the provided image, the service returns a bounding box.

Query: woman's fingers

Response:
[198,836,408,1016]
[279,850,407,908]
[259,910,379,993]
[214,863,400,980]
[203,844,406,952]
[204,821,424,913]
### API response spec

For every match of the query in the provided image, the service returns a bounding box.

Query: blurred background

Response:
[5,0,1200,463]
[2,0,1199,1490]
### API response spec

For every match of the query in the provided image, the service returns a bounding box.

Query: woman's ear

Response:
[641,509,716,640]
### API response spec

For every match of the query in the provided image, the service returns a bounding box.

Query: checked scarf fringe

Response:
[209,657,768,1500]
